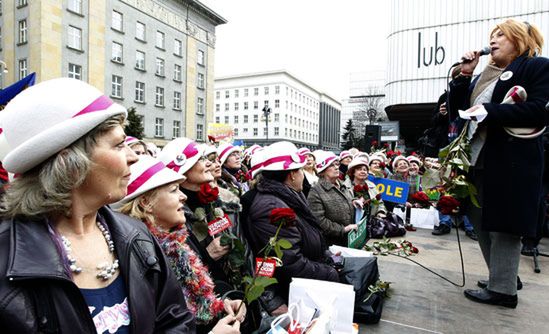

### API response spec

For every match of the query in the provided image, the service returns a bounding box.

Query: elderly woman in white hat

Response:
[369,153,387,177]
[116,156,244,334]
[159,139,247,294]
[344,157,387,219]
[217,143,249,197]
[125,136,148,157]
[0,78,194,332]
[244,142,339,316]
[308,150,358,246]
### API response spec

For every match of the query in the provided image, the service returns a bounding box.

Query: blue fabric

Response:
[0,73,36,106]
[438,212,474,232]
[80,275,130,334]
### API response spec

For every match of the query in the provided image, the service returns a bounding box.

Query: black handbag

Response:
[354,291,384,324]
[367,213,406,239]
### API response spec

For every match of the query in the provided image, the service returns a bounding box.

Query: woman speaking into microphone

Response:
[448,19,549,308]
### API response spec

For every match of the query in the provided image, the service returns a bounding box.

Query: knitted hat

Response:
[348,157,370,171]
[217,143,241,166]
[314,150,339,173]
[392,155,410,169]
[248,141,305,176]
[407,155,423,167]
[113,155,185,206]
[158,138,204,175]
[0,78,127,174]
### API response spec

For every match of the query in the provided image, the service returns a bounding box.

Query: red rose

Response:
[386,150,395,159]
[379,162,386,169]
[383,143,390,148]
[197,183,219,204]
[375,193,382,201]
[371,140,378,147]
[269,208,297,227]
[437,195,460,215]
[411,191,431,208]
[354,184,364,193]
[411,246,419,254]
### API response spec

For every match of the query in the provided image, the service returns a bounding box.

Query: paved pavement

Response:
[358,228,549,334]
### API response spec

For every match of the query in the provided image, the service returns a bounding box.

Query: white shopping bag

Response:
[329,245,373,258]
[289,278,355,334]
[410,207,439,229]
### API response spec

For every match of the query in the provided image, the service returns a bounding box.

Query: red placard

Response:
[207,214,233,236]
[255,258,276,277]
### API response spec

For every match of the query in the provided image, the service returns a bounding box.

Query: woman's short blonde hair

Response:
[117,187,161,224]
[492,19,544,58]
[0,114,126,219]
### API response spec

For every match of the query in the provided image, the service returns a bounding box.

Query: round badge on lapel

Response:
[500,71,513,81]
[174,154,186,166]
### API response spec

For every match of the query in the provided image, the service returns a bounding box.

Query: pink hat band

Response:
[73,95,113,118]
[219,145,235,161]
[317,156,337,170]
[127,161,165,196]
[247,153,306,178]
[166,142,200,173]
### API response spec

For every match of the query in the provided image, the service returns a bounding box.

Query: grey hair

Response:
[0,114,126,219]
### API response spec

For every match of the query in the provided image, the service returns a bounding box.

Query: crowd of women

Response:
[0,18,547,332]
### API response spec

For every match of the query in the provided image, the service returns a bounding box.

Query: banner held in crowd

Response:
[367,175,410,204]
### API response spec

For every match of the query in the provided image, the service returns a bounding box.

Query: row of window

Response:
[214,100,317,118]
[215,114,318,130]
[231,127,317,142]
[216,87,319,107]
[150,118,204,141]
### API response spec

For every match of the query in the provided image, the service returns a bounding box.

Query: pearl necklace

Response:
[60,221,120,281]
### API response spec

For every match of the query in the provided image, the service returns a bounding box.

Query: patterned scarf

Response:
[144,221,225,324]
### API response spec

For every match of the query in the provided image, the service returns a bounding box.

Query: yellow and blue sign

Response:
[367,175,410,204]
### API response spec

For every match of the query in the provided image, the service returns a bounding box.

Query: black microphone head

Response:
[479,46,491,56]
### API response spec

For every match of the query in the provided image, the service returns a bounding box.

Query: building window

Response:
[155,118,164,137]
[112,11,123,32]
[264,100,269,107]
[224,116,229,123]
[244,115,248,123]
[274,113,279,122]
[215,116,220,123]
[253,101,258,110]
[111,42,123,63]
[216,91,220,99]
[234,128,239,136]
[234,102,239,111]
[197,97,204,115]
[263,127,267,136]
[111,75,122,98]
[174,39,182,56]
[224,103,229,111]
[155,58,165,76]
[253,128,258,136]
[274,127,279,136]
[253,115,258,123]
[156,31,165,49]
[136,21,146,41]
[173,91,181,110]
[197,50,205,65]
[196,124,204,141]
[244,88,248,97]
[17,0,28,6]
[264,87,269,95]
[173,120,181,138]
[225,90,229,98]
[234,115,239,124]
[67,26,82,50]
[18,59,27,79]
[243,128,248,133]
[135,81,145,103]
[244,102,248,110]
[197,73,204,89]
[155,87,164,106]
[254,88,258,96]
[234,89,239,98]
[174,64,182,81]
[135,51,145,70]
[68,0,82,14]
[215,104,220,112]
[275,85,280,94]
[18,20,28,44]
[275,99,280,108]
[68,63,82,80]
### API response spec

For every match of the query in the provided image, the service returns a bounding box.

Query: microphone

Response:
[452,46,491,67]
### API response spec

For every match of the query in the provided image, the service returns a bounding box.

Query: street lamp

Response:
[261,105,272,142]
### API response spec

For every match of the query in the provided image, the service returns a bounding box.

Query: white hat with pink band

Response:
[0,78,127,174]
[157,138,205,175]
[314,150,339,173]
[248,141,306,177]
[113,155,185,207]
[217,142,241,166]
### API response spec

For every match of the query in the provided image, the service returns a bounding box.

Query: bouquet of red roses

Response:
[436,195,460,215]
[411,191,431,208]
[353,184,368,199]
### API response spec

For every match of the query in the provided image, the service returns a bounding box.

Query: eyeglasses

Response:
[206,154,219,163]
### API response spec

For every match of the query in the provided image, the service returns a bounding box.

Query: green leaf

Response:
[274,244,282,259]
[246,284,265,304]
[277,238,292,249]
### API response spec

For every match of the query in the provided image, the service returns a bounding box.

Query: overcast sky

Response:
[201,0,389,101]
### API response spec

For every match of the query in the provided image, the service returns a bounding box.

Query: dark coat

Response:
[448,54,549,236]
[307,178,355,246]
[246,179,339,304]
[0,207,195,333]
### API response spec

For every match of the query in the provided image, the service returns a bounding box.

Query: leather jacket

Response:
[0,207,195,333]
